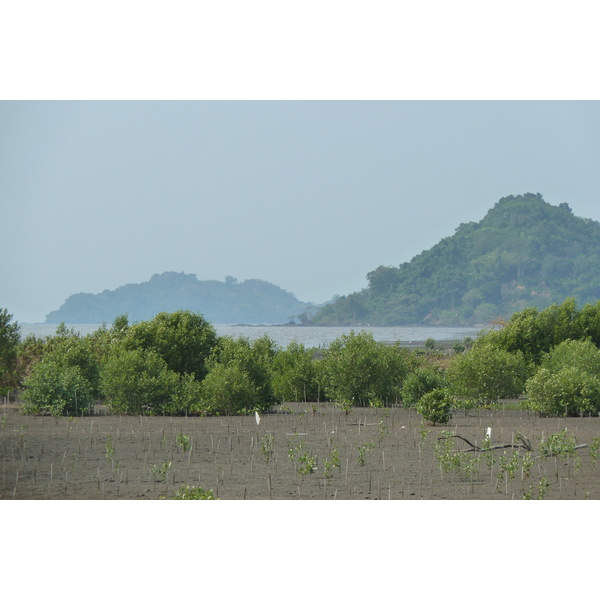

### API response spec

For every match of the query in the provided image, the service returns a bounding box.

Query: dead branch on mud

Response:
[438,433,588,457]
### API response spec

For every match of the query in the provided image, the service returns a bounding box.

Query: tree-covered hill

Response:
[45,272,315,325]
[308,193,600,326]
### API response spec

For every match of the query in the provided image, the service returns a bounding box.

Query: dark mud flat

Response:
[2,401,600,500]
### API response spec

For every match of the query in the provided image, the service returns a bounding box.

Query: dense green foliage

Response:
[401,368,447,407]
[0,308,20,393]
[318,330,410,410]
[271,341,321,403]
[482,297,600,364]
[308,193,600,325]
[45,271,315,325]
[22,359,95,417]
[14,298,600,419]
[100,348,187,415]
[200,335,278,414]
[416,388,452,425]
[523,339,600,416]
[21,326,102,416]
[120,310,217,381]
[446,343,529,402]
[455,300,600,415]
[524,367,600,417]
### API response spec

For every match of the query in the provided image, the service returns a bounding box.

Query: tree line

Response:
[3,298,600,420]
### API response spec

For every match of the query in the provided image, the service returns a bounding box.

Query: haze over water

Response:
[20,323,484,348]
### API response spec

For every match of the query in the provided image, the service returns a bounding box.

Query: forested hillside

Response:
[45,272,314,325]
[308,193,600,326]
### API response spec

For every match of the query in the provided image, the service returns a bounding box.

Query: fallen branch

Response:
[437,434,587,456]
[438,432,533,453]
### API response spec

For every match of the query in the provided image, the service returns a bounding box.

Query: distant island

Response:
[45,272,318,325]
[306,193,600,326]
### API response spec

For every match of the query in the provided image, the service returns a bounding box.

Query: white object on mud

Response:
[485,427,492,440]
[255,411,260,425]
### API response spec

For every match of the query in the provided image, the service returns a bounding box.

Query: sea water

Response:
[20,323,485,348]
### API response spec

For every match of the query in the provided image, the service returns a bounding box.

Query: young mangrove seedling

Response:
[176,432,191,452]
[261,432,274,463]
[298,452,317,475]
[356,442,374,467]
[105,436,115,463]
[170,485,217,500]
[591,437,600,465]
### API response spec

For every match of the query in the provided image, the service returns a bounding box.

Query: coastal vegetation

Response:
[4,297,600,420]
[307,193,600,326]
[5,302,600,501]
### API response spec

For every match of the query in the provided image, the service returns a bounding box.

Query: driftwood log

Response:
[438,433,587,456]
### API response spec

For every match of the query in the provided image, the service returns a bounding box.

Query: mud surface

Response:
[2,400,600,500]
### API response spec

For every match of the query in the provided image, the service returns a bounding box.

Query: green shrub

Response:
[121,310,217,380]
[524,366,600,416]
[171,485,217,500]
[319,330,408,410]
[271,341,320,403]
[198,362,260,415]
[539,338,600,376]
[416,388,453,425]
[401,368,446,407]
[205,335,277,412]
[446,342,528,402]
[22,359,94,416]
[100,348,181,415]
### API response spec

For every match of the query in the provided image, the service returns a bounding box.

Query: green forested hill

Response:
[45,272,314,325]
[309,193,600,326]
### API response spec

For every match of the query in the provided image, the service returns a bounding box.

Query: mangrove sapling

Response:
[261,432,274,463]
[539,429,581,459]
[524,477,550,500]
[521,451,535,479]
[169,485,217,499]
[105,436,115,463]
[590,437,600,465]
[151,461,172,482]
[322,444,341,480]
[419,425,430,451]
[356,442,374,467]
[176,432,191,453]
[435,432,462,474]
[298,452,317,475]
[461,454,482,486]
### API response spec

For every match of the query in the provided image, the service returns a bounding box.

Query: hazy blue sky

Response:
[2,100,600,323]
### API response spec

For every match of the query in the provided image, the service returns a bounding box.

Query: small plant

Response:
[105,436,115,463]
[151,461,172,482]
[298,452,317,475]
[590,437,600,465]
[419,425,430,451]
[288,436,303,462]
[261,432,274,463]
[461,454,481,483]
[539,428,577,459]
[356,442,374,467]
[524,478,550,500]
[176,432,191,452]
[481,435,496,472]
[322,444,341,479]
[435,432,462,473]
[522,452,535,479]
[378,418,388,442]
[171,485,217,500]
